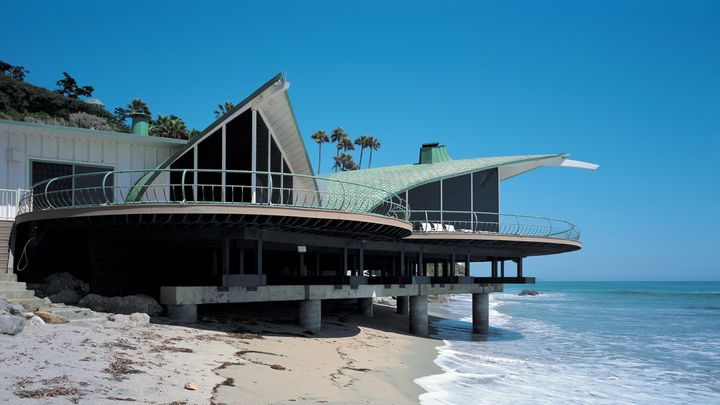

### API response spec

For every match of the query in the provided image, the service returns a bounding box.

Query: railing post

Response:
[181,170,187,202]
[44,178,55,209]
[102,172,112,205]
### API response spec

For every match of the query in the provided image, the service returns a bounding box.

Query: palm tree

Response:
[340,137,355,153]
[354,135,371,168]
[332,153,358,172]
[332,155,343,172]
[367,136,381,168]
[310,130,330,174]
[215,101,235,118]
[150,115,189,139]
[331,127,348,160]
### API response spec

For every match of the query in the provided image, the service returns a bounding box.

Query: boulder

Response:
[78,294,162,316]
[519,290,540,296]
[0,314,24,335]
[27,315,46,327]
[48,290,81,305]
[34,310,70,324]
[43,272,90,295]
[108,312,150,326]
[6,303,25,316]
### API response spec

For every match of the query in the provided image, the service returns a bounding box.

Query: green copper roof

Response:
[419,144,452,164]
[324,154,568,210]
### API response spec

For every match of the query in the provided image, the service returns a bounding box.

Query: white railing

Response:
[0,188,26,220]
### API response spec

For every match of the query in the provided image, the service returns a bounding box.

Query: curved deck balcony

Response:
[15,169,412,239]
[405,210,582,254]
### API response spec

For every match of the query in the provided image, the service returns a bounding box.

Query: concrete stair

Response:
[0,272,49,312]
[0,220,11,273]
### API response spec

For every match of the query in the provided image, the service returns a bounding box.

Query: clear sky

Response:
[3,0,719,280]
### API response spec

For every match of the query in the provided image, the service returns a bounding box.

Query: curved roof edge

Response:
[327,153,598,200]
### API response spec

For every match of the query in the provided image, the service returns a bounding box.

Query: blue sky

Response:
[3,0,719,280]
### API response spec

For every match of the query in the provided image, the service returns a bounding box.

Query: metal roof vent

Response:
[419,143,452,164]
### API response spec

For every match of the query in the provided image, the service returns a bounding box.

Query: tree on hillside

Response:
[0,60,29,81]
[214,101,235,118]
[113,98,151,123]
[354,135,371,169]
[150,114,189,139]
[310,130,330,174]
[367,136,381,168]
[55,72,93,99]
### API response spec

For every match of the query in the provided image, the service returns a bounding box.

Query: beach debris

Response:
[104,355,144,381]
[0,313,24,335]
[27,315,46,326]
[519,290,540,296]
[151,344,193,353]
[108,312,151,326]
[34,310,70,324]
[79,294,163,316]
[14,375,82,400]
[184,382,198,391]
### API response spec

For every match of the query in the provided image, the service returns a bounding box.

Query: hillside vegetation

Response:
[0,75,128,132]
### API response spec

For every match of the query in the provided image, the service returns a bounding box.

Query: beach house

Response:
[1,74,597,336]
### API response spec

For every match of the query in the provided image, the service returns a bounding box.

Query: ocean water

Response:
[415,282,720,405]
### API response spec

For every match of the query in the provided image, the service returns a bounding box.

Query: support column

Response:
[400,249,405,277]
[451,253,456,276]
[358,297,373,317]
[472,293,489,335]
[409,295,428,337]
[517,257,523,277]
[359,245,364,276]
[256,239,263,274]
[418,251,424,277]
[343,247,348,276]
[465,254,470,277]
[500,260,505,278]
[491,259,498,279]
[167,304,197,323]
[396,296,409,315]
[299,299,321,331]
[221,239,230,286]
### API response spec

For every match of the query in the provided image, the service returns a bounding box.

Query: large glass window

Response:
[31,161,113,207]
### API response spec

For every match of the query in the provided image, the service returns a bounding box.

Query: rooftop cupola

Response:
[418,143,452,164]
[130,112,150,136]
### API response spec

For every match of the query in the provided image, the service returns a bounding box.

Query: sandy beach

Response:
[0,302,440,404]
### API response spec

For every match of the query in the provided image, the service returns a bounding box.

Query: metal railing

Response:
[408,210,580,241]
[1,188,27,220]
[17,169,410,221]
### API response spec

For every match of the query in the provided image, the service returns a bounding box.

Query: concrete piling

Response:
[299,299,321,331]
[409,295,428,337]
[396,296,409,315]
[472,293,489,334]
[167,304,197,323]
[358,297,373,317]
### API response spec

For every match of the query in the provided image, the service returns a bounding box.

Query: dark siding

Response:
[408,181,441,221]
[197,128,222,201]
[442,174,471,224]
[473,168,499,229]
[226,109,252,202]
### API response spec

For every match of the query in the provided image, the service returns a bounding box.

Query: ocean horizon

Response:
[417,281,720,404]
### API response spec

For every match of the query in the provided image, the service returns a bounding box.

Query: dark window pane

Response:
[74,165,113,205]
[32,161,72,208]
